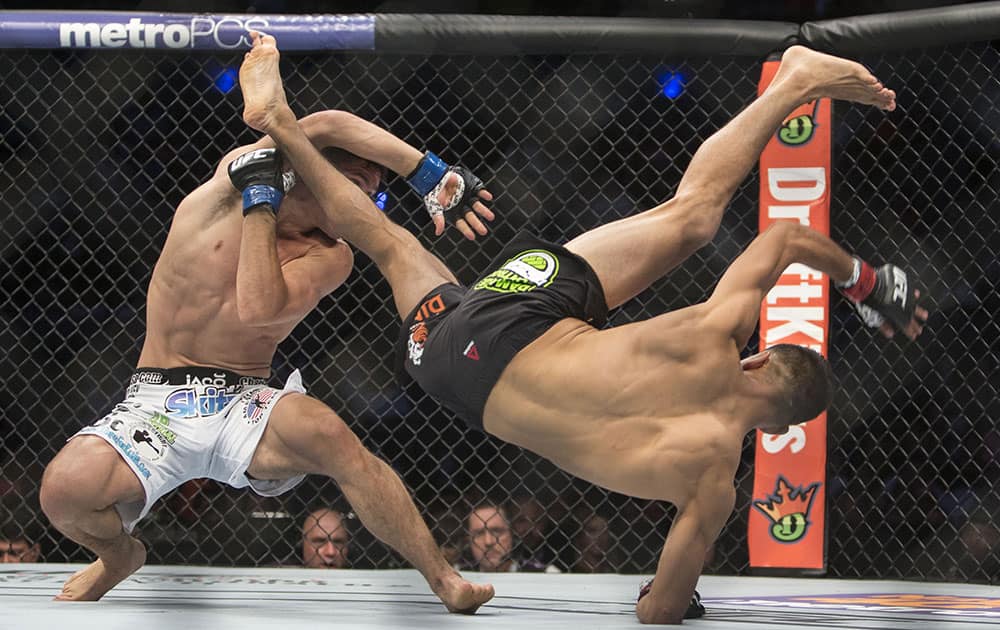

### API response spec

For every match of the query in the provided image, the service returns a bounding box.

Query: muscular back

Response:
[484,305,745,506]
[137,149,352,375]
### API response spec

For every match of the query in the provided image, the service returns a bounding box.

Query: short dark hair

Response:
[320,147,387,183]
[768,344,834,425]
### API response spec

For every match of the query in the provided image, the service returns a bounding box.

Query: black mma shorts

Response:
[397,232,608,431]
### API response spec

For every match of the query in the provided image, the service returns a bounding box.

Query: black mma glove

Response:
[836,257,921,333]
[637,579,706,619]
[227,148,296,216]
[406,151,490,224]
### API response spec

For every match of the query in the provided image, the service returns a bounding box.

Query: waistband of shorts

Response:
[130,367,268,388]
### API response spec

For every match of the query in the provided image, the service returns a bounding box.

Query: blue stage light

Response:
[660,72,686,99]
[215,68,238,94]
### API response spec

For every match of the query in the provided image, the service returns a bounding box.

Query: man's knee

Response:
[312,413,369,478]
[41,438,133,525]
[265,396,369,478]
[41,448,88,525]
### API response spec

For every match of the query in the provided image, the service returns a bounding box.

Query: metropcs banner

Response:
[749,59,830,571]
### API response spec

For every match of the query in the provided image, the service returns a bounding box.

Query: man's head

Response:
[510,495,548,550]
[320,147,386,197]
[468,504,514,572]
[282,147,386,221]
[1,519,41,563]
[301,508,350,569]
[742,344,834,433]
[574,513,611,569]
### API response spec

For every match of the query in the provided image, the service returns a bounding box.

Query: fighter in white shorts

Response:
[73,368,304,531]
[39,107,495,614]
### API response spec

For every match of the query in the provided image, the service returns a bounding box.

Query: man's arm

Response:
[214,110,494,239]
[227,147,353,328]
[704,222,927,348]
[637,479,735,624]
[236,208,353,327]
[213,110,421,179]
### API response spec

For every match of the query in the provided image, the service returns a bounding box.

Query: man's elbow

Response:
[236,302,279,328]
[236,292,290,328]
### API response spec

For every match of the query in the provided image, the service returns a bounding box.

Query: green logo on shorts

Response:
[474,249,560,294]
[149,412,177,445]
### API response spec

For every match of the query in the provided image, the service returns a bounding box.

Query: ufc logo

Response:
[231,148,275,170]
[891,267,907,305]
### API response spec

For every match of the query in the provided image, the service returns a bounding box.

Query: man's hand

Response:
[430,168,495,239]
[637,579,706,624]
[405,152,495,240]
[239,31,296,134]
[837,258,929,340]
[228,148,294,215]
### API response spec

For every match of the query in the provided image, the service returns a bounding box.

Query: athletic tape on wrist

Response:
[406,152,448,196]
[242,185,283,215]
[838,258,876,302]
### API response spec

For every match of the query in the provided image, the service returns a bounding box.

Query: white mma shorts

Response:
[73,366,307,532]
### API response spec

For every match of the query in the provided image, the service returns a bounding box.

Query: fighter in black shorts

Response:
[398,233,607,429]
[241,34,927,624]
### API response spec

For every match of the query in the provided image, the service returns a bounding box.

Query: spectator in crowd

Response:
[950,505,1000,582]
[1,513,42,563]
[510,493,566,570]
[302,508,351,569]
[462,503,559,573]
[570,512,616,573]
[428,504,464,568]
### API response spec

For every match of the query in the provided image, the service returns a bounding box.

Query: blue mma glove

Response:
[407,152,489,224]
[228,148,296,215]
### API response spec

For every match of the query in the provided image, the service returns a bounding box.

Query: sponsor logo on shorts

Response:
[407,322,428,366]
[752,475,820,544]
[244,389,277,425]
[777,99,820,146]
[413,293,447,322]
[463,340,479,361]
[102,429,153,479]
[148,412,177,445]
[131,372,165,385]
[165,387,238,419]
[474,249,560,294]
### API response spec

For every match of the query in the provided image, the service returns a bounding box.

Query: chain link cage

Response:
[1,40,998,581]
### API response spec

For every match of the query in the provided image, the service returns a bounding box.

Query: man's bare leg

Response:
[40,437,147,601]
[249,395,494,613]
[239,32,455,319]
[565,46,897,309]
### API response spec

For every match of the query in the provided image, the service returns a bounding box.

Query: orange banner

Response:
[749,59,830,572]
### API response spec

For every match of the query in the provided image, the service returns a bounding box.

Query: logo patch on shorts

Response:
[408,322,429,366]
[474,249,560,294]
[125,420,170,463]
[413,293,447,322]
[244,389,276,425]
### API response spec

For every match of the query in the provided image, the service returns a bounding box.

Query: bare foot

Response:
[54,537,146,601]
[773,45,896,111]
[239,31,295,133]
[435,574,495,614]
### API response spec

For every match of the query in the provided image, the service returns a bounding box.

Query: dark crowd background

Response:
[1,1,998,583]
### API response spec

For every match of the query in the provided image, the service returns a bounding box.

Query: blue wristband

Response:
[406,152,448,197]
[242,185,283,215]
